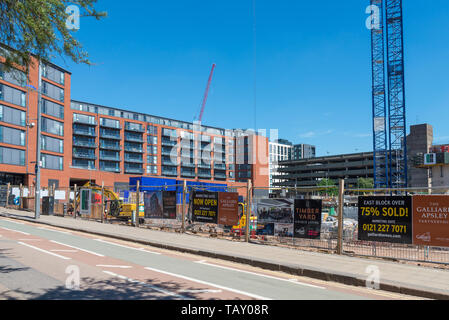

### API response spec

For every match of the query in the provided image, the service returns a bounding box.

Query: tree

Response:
[357,177,374,189]
[0,0,106,72]
[317,178,338,197]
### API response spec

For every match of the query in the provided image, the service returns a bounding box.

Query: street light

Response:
[25,63,42,219]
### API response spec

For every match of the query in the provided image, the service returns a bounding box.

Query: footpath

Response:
[1,208,449,300]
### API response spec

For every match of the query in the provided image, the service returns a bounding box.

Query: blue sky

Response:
[53,1,449,156]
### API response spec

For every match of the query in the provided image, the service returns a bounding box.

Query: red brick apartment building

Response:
[0,47,269,193]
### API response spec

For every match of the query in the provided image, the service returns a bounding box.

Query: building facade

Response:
[292,144,316,160]
[0,48,268,192]
[268,139,293,191]
[274,151,374,188]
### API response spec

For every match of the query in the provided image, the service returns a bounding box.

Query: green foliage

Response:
[317,178,338,196]
[0,0,106,72]
[357,177,374,189]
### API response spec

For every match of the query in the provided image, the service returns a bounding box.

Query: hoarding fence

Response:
[2,180,449,267]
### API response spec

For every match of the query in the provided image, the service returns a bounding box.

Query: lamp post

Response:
[26,63,42,219]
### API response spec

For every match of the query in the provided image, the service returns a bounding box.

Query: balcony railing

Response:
[125,167,144,174]
[161,139,178,146]
[124,156,144,163]
[99,120,121,129]
[124,146,144,153]
[100,166,121,173]
[99,131,121,140]
[181,171,196,178]
[214,163,226,170]
[100,154,121,161]
[162,169,178,176]
[99,142,121,151]
[214,173,227,180]
[125,123,145,133]
[73,140,97,148]
[73,151,97,160]
[73,118,97,126]
[73,127,97,137]
[124,134,144,143]
[198,163,211,169]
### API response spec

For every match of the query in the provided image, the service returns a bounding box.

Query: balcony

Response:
[181,171,196,178]
[125,167,144,174]
[99,142,121,151]
[99,130,121,140]
[162,168,178,176]
[161,138,178,147]
[73,150,97,160]
[124,145,144,153]
[124,134,144,143]
[99,153,121,162]
[99,119,121,129]
[73,139,97,148]
[214,163,226,170]
[73,118,97,126]
[198,172,211,179]
[162,129,177,138]
[73,127,97,137]
[100,166,121,173]
[124,155,144,163]
[162,158,178,166]
[214,173,227,180]
[198,163,211,169]
[125,123,145,133]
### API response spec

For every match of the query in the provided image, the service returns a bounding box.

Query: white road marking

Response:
[194,260,325,290]
[96,265,133,269]
[18,241,71,260]
[51,249,78,253]
[37,227,71,235]
[50,240,105,257]
[18,238,42,241]
[144,266,271,300]
[93,239,161,255]
[0,226,30,235]
[102,271,190,299]
[179,289,222,293]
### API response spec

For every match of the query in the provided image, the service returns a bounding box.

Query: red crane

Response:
[197,63,216,123]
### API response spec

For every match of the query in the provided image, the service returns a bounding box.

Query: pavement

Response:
[1,208,449,300]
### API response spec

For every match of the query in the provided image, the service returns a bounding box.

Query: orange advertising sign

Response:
[218,192,239,226]
[413,195,449,247]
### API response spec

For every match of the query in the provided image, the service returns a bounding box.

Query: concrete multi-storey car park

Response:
[0,47,268,192]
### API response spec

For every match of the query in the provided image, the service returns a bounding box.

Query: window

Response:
[147,135,157,145]
[0,83,26,107]
[147,155,157,164]
[41,135,63,153]
[146,165,157,174]
[0,146,25,166]
[73,113,96,125]
[0,63,27,87]
[42,63,65,85]
[41,153,63,170]
[147,125,158,135]
[0,104,26,126]
[42,81,64,102]
[0,126,25,146]
[41,117,64,136]
[42,99,64,119]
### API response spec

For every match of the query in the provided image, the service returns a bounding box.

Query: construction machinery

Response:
[70,182,144,221]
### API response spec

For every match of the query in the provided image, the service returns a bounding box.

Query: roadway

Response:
[0,217,423,300]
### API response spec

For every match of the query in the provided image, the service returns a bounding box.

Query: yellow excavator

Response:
[71,182,144,221]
